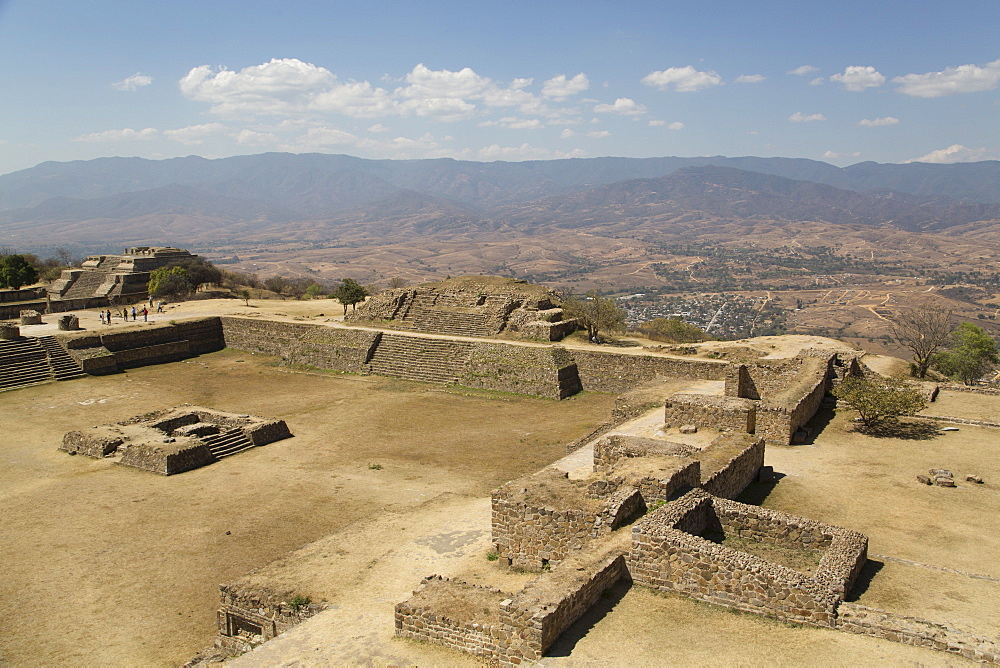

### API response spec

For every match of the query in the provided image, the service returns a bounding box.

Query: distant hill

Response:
[1,152,999,247]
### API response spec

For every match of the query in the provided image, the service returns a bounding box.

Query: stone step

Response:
[367,334,474,385]
[203,430,255,459]
[37,336,86,381]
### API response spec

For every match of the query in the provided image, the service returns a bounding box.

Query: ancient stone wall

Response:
[663,394,757,434]
[456,343,580,399]
[700,436,766,500]
[492,471,641,570]
[835,603,999,663]
[217,584,324,656]
[220,317,378,373]
[119,440,214,475]
[572,350,725,393]
[593,435,695,473]
[395,540,629,665]
[0,287,45,303]
[629,490,861,627]
[394,576,508,661]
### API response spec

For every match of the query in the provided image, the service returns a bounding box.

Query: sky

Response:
[0,0,998,176]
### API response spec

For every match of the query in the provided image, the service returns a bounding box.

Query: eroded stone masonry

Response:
[61,405,291,475]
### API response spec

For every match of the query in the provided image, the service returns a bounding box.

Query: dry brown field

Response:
[1,327,998,666]
[0,350,614,666]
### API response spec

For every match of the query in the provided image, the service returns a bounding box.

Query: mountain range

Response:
[1,153,999,248]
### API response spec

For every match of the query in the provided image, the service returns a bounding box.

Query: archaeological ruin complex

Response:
[1,275,997,664]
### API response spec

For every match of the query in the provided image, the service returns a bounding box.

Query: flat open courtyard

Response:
[1,346,997,666]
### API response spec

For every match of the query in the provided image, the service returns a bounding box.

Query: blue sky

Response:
[1,0,997,175]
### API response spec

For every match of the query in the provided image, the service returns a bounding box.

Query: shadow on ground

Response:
[546,578,632,657]
[846,559,885,601]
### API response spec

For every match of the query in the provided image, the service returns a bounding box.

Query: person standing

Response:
[106,309,112,325]
[142,307,148,321]
[99,311,105,325]
[131,306,137,321]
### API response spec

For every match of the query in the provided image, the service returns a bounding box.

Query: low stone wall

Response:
[395,576,508,661]
[628,490,866,628]
[395,540,630,665]
[492,470,641,570]
[835,603,1000,663]
[0,300,48,321]
[245,419,293,446]
[518,318,578,342]
[216,584,325,657]
[220,317,378,373]
[61,430,123,457]
[120,440,214,475]
[572,350,725,393]
[593,434,695,473]
[501,541,629,660]
[700,436,766,500]
[0,287,45,303]
[456,343,581,399]
[112,340,191,368]
[663,394,757,434]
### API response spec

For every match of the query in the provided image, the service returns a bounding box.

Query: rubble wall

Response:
[663,394,756,434]
[219,317,378,373]
[456,343,580,399]
[629,493,843,627]
[571,350,725,393]
[700,437,766,500]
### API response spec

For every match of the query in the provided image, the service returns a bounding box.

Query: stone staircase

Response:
[404,308,496,337]
[0,336,87,391]
[37,336,86,381]
[367,333,474,385]
[202,429,255,459]
[0,338,54,391]
[62,270,110,299]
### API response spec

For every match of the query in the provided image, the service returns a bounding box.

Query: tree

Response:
[638,317,712,343]
[263,275,288,297]
[148,266,193,299]
[237,288,252,307]
[331,278,368,314]
[887,306,954,378]
[388,277,408,289]
[932,322,999,385]
[0,254,39,290]
[832,375,927,433]
[562,291,626,342]
[165,257,222,291]
[304,283,325,299]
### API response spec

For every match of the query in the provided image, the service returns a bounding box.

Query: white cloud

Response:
[163,123,227,145]
[541,73,589,99]
[72,127,158,142]
[312,81,399,118]
[478,116,544,129]
[593,97,647,115]
[297,126,359,147]
[642,66,723,92]
[367,123,390,133]
[235,129,277,145]
[734,74,765,84]
[113,72,153,92]
[894,59,1000,98]
[477,143,586,161]
[179,58,337,117]
[648,119,666,127]
[830,66,885,92]
[586,130,611,138]
[560,128,576,138]
[823,150,861,159]
[787,65,819,76]
[857,116,900,127]
[668,121,684,131]
[905,144,993,164]
[809,77,825,86]
[789,112,826,123]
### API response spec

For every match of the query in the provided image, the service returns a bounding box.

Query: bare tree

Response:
[887,305,954,378]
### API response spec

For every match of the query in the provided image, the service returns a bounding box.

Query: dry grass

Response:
[0,350,614,666]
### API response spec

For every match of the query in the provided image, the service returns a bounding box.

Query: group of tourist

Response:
[99,303,154,325]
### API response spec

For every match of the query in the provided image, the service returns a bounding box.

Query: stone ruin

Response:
[394,392,998,664]
[61,405,292,475]
[346,275,578,341]
[48,246,196,302]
